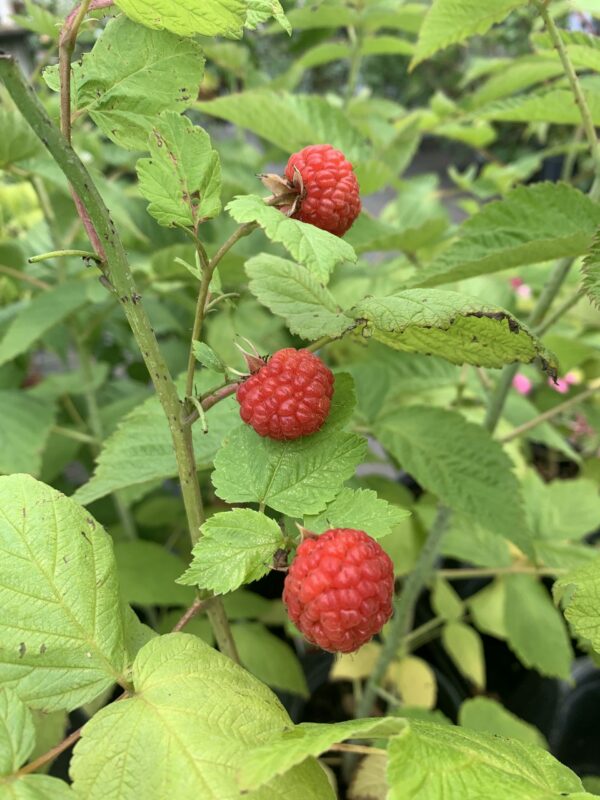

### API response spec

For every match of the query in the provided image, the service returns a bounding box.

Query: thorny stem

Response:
[355,506,451,718]
[486,7,600,437]
[0,55,239,663]
[500,379,600,443]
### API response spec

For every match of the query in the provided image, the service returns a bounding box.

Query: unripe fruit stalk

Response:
[283,528,394,653]
[236,348,335,440]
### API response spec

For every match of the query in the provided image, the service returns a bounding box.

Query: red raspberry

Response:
[283,528,394,653]
[236,348,334,440]
[285,144,361,237]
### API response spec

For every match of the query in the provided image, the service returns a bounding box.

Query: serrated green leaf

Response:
[0,475,128,711]
[178,509,285,593]
[76,16,205,150]
[374,406,529,546]
[238,717,405,792]
[480,79,600,126]
[411,184,600,289]
[442,622,485,688]
[227,195,357,283]
[467,55,563,107]
[213,425,367,517]
[137,112,221,228]
[232,622,308,697]
[504,574,573,679]
[70,634,333,800]
[554,558,600,655]
[411,0,529,68]
[583,228,600,309]
[115,0,246,37]
[114,541,194,606]
[0,282,89,367]
[387,721,588,799]
[305,487,410,539]
[197,90,367,162]
[352,289,557,372]
[0,391,55,477]
[523,472,600,542]
[192,341,225,372]
[73,375,238,505]
[459,697,546,748]
[441,514,511,569]
[246,0,291,33]
[245,254,353,340]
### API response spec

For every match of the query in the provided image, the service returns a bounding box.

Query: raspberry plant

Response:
[0,0,599,798]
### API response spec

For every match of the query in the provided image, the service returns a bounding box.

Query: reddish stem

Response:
[171,597,209,632]
[60,0,114,41]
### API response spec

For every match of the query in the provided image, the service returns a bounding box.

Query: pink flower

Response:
[510,277,524,289]
[513,374,533,395]
[564,370,582,386]
[549,377,570,394]
[516,284,532,299]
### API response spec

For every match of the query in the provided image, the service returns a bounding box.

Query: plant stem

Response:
[15,725,84,777]
[29,249,101,263]
[209,222,257,273]
[500,379,600,443]
[0,55,238,663]
[535,286,587,336]
[536,0,600,194]
[438,565,567,580]
[185,261,215,401]
[355,506,451,718]
[183,382,239,427]
[52,425,99,445]
[345,25,362,104]
[0,264,50,290]
[171,597,208,632]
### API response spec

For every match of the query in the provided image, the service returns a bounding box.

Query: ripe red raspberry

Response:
[285,144,361,237]
[283,528,394,653]
[236,348,334,440]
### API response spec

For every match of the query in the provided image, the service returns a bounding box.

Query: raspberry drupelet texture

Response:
[283,528,394,653]
[236,348,335,441]
[285,144,361,237]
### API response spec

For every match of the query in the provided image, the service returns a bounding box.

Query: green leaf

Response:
[411,184,600,288]
[213,427,367,517]
[431,578,463,622]
[115,0,247,38]
[70,634,333,800]
[137,112,221,228]
[467,55,564,107]
[387,721,589,799]
[352,290,557,372]
[197,90,367,162]
[583,228,600,309]
[0,281,89,367]
[238,717,405,793]
[411,0,529,68]
[246,0,291,33]
[0,108,40,168]
[360,35,414,56]
[76,16,205,150]
[554,558,600,655]
[192,341,225,372]
[232,622,309,697]
[0,475,128,711]
[442,622,485,688]
[0,687,35,774]
[441,515,511,569]
[114,541,194,606]
[305,487,410,539]
[468,580,508,640]
[524,473,600,542]
[459,697,546,748]
[73,375,238,505]
[178,509,285,593]
[0,688,72,797]
[479,78,600,127]
[0,391,55,477]
[504,574,573,679]
[245,254,353,340]
[227,195,357,283]
[374,406,529,546]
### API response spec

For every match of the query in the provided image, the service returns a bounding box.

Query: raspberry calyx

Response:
[283,528,394,653]
[236,348,335,441]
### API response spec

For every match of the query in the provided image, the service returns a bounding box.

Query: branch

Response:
[171,597,209,632]
[183,382,240,427]
[15,726,84,777]
[499,379,600,444]
[0,55,238,663]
